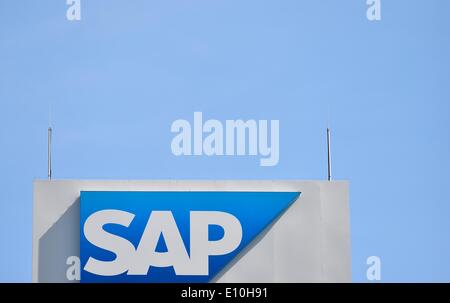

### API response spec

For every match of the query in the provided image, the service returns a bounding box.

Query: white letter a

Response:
[66,0,81,21]
[366,0,381,21]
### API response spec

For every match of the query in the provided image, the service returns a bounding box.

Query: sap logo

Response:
[80,191,299,282]
[83,210,242,276]
[171,112,279,166]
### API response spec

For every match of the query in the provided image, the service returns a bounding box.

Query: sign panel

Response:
[32,180,350,282]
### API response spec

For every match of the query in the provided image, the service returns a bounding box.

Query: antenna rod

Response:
[327,128,332,181]
[48,127,52,180]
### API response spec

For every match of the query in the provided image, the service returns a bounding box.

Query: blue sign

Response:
[80,191,300,283]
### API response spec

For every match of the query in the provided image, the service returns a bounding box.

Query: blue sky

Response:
[1,0,450,282]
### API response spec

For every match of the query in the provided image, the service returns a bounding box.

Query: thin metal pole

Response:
[327,128,332,181]
[48,127,52,180]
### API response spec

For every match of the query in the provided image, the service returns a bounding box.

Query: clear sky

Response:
[1,0,449,282]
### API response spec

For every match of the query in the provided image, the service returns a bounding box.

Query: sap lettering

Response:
[83,210,242,276]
